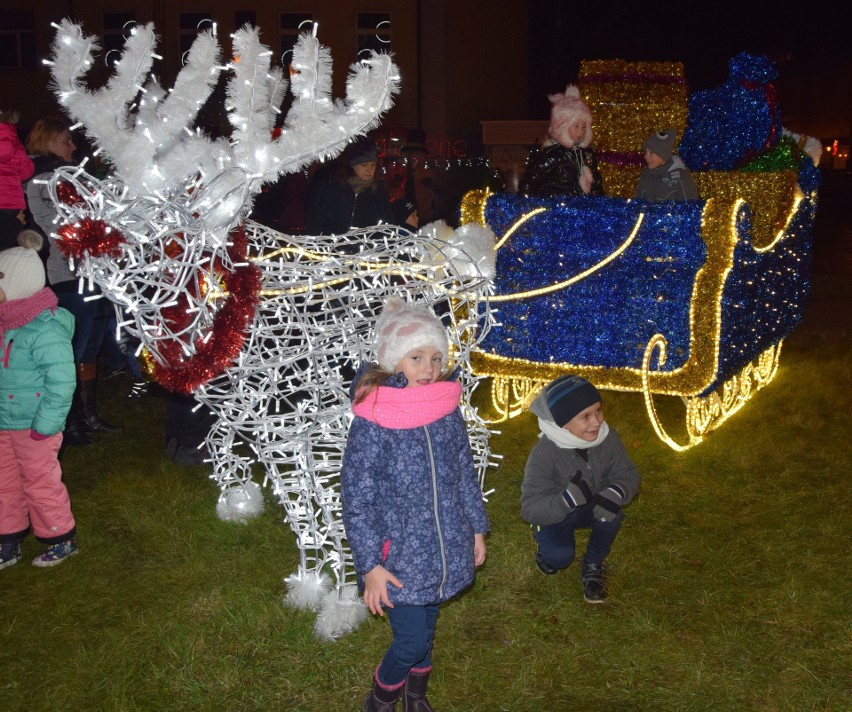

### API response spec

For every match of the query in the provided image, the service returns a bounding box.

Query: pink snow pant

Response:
[0,430,76,543]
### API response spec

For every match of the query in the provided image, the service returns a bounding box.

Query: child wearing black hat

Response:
[635,129,699,201]
[389,197,418,230]
[520,375,640,602]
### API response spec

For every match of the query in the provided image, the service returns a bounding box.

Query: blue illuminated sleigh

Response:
[460,54,822,449]
[460,165,816,449]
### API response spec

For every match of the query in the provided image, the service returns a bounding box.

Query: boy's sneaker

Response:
[581,560,607,603]
[0,542,22,570]
[32,537,78,568]
[535,551,558,576]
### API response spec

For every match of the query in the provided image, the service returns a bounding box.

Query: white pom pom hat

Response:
[374,296,449,373]
[0,231,45,302]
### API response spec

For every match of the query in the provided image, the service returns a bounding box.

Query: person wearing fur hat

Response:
[518,85,605,198]
[521,375,640,602]
[635,129,699,201]
[0,231,79,570]
[305,137,395,238]
[341,296,488,711]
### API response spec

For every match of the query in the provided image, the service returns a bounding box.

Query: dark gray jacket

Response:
[635,156,699,202]
[521,389,641,526]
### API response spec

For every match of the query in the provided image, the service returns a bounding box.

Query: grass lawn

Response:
[1,273,849,712]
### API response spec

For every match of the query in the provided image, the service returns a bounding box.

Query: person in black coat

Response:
[305,139,394,237]
[519,85,604,198]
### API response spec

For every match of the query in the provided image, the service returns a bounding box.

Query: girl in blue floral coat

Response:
[341,296,489,712]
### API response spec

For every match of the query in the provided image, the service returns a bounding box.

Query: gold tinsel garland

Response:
[579,59,689,157]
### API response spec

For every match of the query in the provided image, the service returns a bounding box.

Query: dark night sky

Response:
[528,1,852,118]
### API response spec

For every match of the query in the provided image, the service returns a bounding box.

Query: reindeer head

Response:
[45,20,400,390]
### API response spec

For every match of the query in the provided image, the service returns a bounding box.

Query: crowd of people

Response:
[251,127,500,237]
[0,85,686,707]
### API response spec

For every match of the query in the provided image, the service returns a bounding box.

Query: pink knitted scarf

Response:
[0,287,59,345]
[353,380,462,429]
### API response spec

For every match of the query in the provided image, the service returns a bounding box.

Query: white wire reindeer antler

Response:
[228,25,401,179]
[47,20,222,196]
[46,19,400,226]
[226,25,287,176]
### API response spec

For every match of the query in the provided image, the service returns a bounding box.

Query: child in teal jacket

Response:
[0,232,79,569]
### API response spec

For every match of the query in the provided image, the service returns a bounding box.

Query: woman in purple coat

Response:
[341,297,489,712]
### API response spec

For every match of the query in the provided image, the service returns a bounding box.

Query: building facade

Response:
[0,0,531,157]
[2,2,845,166]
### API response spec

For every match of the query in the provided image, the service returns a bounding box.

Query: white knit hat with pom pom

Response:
[373,296,449,373]
[0,230,45,301]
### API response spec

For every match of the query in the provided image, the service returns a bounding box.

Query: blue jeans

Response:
[52,281,113,363]
[533,502,624,568]
[101,310,143,379]
[378,604,439,686]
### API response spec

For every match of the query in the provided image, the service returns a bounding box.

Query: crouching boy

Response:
[521,375,640,602]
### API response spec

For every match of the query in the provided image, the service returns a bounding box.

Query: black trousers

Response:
[164,393,215,449]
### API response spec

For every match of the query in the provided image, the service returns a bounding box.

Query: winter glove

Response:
[562,470,593,510]
[592,485,625,522]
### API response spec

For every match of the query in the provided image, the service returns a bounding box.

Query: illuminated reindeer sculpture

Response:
[44,20,496,639]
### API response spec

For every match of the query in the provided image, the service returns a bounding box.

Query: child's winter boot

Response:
[403,667,435,711]
[581,560,607,603]
[364,671,403,712]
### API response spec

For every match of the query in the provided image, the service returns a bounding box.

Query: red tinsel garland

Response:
[56,217,127,260]
[143,226,262,394]
[54,179,126,259]
[56,180,84,206]
[53,178,261,393]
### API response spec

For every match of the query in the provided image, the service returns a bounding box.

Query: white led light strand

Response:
[45,21,497,640]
